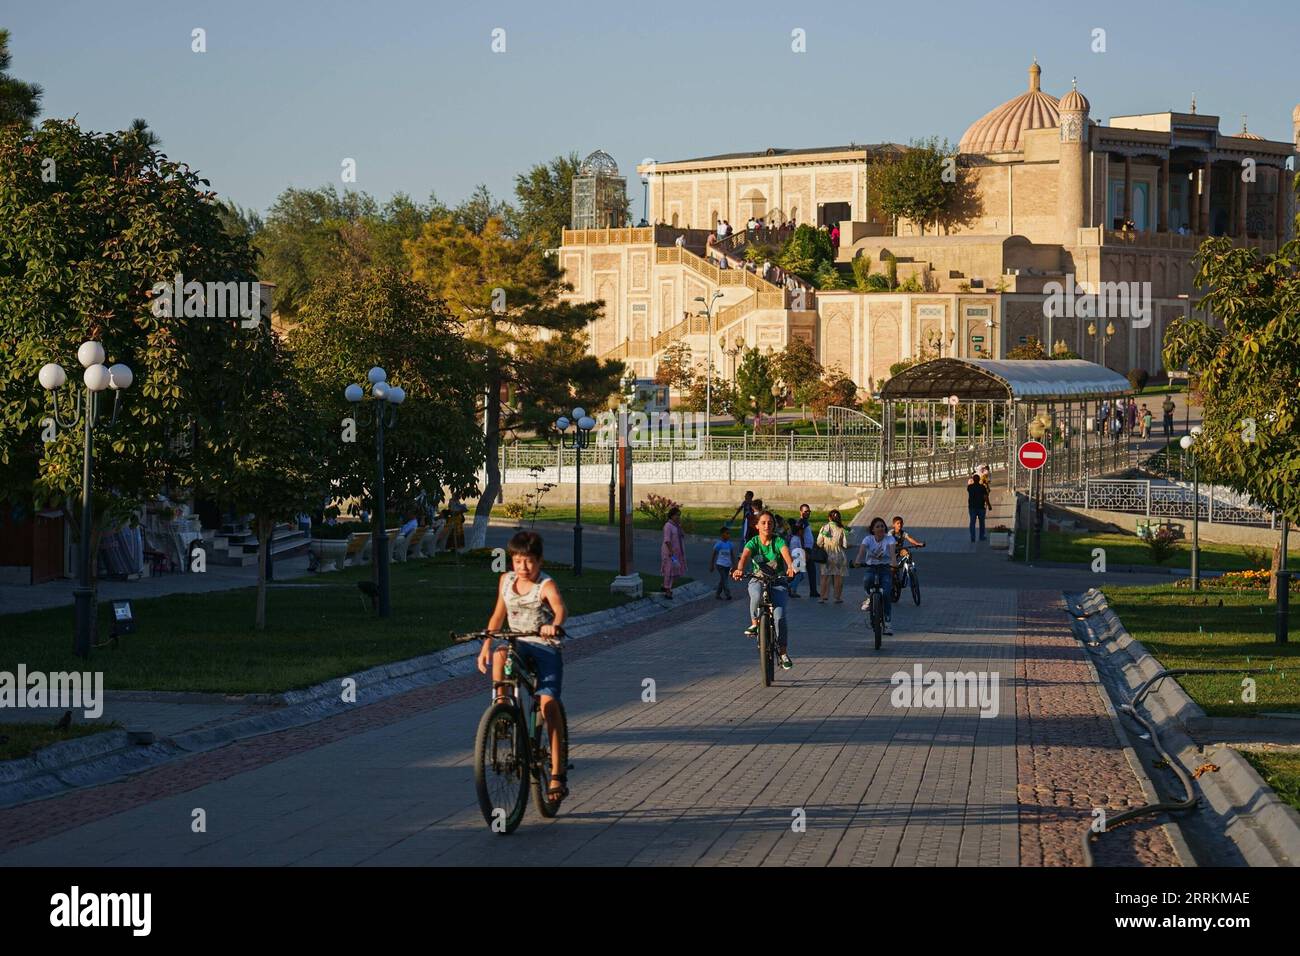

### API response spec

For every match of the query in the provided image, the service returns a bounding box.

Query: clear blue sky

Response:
[10,0,1299,218]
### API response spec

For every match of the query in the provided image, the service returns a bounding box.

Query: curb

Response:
[1069,587,1300,867]
[0,580,713,809]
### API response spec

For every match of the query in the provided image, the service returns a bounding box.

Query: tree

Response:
[0,30,42,128]
[867,137,962,236]
[287,268,485,528]
[654,340,694,391]
[514,152,581,248]
[405,216,623,547]
[773,338,823,407]
[777,225,835,281]
[219,332,330,630]
[255,187,445,319]
[1006,336,1048,359]
[0,119,260,554]
[809,368,860,422]
[733,347,778,426]
[1163,237,1300,523]
[451,184,516,237]
[682,367,735,419]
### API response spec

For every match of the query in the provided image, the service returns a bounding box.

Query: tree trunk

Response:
[1269,541,1283,600]
[255,515,270,630]
[468,374,502,550]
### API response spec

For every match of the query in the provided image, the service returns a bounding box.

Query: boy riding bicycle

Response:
[476,531,569,801]
[889,516,925,591]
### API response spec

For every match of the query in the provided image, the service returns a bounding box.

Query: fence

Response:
[1043,477,1278,527]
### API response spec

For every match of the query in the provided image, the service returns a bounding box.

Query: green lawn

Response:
[1105,584,1299,716]
[0,553,663,695]
[526,503,863,536]
[1239,750,1300,814]
[1138,383,1189,396]
[1014,528,1292,571]
[0,722,118,762]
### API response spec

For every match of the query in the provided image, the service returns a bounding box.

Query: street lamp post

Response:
[345,367,406,618]
[39,342,134,658]
[771,382,783,437]
[1087,320,1116,370]
[556,409,596,575]
[611,374,636,524]
[694,291,723,442]
[1179,426,1202,591]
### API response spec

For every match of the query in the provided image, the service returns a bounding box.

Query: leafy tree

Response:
[773,338,823,406]
[733,347,778,425]
[885,253,898,290]
[851,255,873,291]
[514,152,581,247]
[809,368,860,420]
[287,267,484,525]
[0,30,42,128]
[682,367,734,418]
[255,186,446,319]
[215,199,263,244]
[813,260,847,289]
[1006,336,1048,359]
[654,340,694,390]
[451,184,516,237]
[867,137,962,236]
[777,225,835,281]
[0,118,259,553]
[405,216,623,546]
[1163,237,1300,522]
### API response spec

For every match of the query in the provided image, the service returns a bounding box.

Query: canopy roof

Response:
[879,358,1133,402]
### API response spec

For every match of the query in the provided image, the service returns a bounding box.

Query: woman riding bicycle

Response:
[732,510,799,670]
[853,516,898,635]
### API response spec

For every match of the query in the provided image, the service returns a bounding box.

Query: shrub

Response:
[851,255,873,290]
[897,273,923,293]
[864,272,891,291]
[637,493,682,525]
[1127,368,1149,391]
[889,358,917,378]
[1145,527,1180,564]
[885,254,898,290]
[502,501,527,520]
[813,260,846,289]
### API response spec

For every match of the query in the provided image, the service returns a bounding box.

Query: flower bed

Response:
[1173,568,1300,591]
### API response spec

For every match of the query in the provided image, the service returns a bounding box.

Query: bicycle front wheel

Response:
[531,699,569,819]
[759,612,774,687]
[871,594,884,650]
[474,700,529,834]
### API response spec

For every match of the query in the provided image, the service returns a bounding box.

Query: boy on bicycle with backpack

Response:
[889,515,925,593]
[476,530,569,801]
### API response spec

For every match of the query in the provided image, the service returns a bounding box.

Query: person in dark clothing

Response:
[966,473,989,542]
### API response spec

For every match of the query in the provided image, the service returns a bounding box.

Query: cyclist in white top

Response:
[853,516,898,635]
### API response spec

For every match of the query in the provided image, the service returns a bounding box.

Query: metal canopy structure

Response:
[880,358,1133,402]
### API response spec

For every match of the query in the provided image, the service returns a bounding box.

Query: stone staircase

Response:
[203,522,311,567]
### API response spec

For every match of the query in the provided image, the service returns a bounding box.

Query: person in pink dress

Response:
[660,507,687,598]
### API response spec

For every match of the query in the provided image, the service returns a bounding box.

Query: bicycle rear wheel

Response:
[474,700,529,834]
[910,568,921,606]
[871,593,883,650]
[759,612,774,687]
[531,699,569,818]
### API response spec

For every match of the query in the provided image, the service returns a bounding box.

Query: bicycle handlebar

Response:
[450,626,567,645]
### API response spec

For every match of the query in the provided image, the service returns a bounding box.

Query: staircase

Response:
[203,522,311,567]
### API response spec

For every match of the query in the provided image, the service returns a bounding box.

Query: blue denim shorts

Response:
[515,640,563,700]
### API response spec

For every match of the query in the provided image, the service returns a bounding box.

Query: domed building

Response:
[571,149,628,229]
[557,63,1297,390]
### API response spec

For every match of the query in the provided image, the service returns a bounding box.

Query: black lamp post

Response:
[39,342,134,658]
[556,408,595,575]
[345,367,406,617]
[1179,426,1202,591]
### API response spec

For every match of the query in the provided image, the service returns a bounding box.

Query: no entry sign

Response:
[1018,440,1047,470]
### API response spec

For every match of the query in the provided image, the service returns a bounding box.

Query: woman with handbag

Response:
[660,507,687,598]
[817,509,850,603]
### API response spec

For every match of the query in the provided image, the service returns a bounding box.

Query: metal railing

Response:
[1044,477,1277,527]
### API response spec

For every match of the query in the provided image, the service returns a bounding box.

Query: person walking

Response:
[1126,397,1138,435]
[1140,404,1153,440]
[790,503,819,599]
[710,526,734,600]
[817,509,850,603]
[731,490,756,543]
[1162,394,1176,440]
[660,506,687,598]
[967,472,989,542]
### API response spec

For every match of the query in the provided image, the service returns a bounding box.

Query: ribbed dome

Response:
[1059,79,1089,114]
[1235,118,1263,140]
[959,60,1061,154]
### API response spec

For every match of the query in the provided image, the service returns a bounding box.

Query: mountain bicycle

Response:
[850,561,889,650]
[891,547,923,606]
[739,566,785,687]
[451,627,570,834]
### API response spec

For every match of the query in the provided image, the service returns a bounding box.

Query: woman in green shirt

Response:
[731,510,798,669]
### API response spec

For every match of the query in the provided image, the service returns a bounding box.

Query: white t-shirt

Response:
[862,535,896,566]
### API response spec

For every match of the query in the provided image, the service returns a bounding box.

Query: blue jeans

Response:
[748,578,789,652]
[969,506,986,541]
[863,564,892,622]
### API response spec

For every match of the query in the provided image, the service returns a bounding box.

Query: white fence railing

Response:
[1044,477,1277,527]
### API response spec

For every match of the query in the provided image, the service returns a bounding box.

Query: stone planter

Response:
[988,531,1010,550]
[314,538,349,572]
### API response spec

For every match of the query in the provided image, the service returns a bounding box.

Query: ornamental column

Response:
[1236,172,1249,238]
[1199,159,1212,234]
[1158,156,1170,232]
[1123,155,1133,224]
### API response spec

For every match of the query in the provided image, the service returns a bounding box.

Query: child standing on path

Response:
[710,527,734,600]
